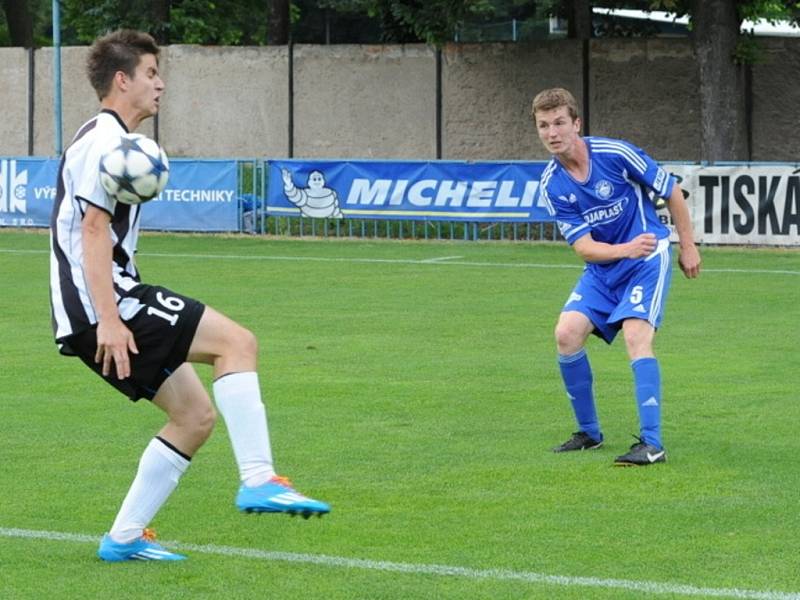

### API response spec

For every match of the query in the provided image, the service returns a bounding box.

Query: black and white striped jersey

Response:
[49,109,143,354]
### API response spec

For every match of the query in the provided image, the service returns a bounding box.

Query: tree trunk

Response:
[267,0,290,45]
[691,0,748,161]
[2,0,34,48]
[151,0,171,45]
[566,0,592,40]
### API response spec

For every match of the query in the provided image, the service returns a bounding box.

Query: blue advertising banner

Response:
[267,159,552,222]
[140,160,238,232]
[0,157,58,227]
[0,157,239,232]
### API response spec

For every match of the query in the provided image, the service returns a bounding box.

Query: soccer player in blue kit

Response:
[532,88,701,466]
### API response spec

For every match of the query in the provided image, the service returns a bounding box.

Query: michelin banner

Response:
[0,158,238,232]
[267,160,551,222]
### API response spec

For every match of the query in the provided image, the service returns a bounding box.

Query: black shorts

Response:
[64,284,206,402]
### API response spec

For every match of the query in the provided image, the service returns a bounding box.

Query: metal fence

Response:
[259,216,559,241]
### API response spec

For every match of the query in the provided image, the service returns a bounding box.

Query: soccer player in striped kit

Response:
[532,88,701,466]
[49,30,329,562]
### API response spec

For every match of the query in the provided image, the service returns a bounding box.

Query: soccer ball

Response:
[99,133,169,205]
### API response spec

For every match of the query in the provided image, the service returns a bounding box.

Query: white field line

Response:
[418,255,463,263]
[0,527,798,600]
[1,248,799,275]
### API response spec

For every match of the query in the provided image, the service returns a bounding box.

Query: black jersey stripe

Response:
[111,202,135,276]
[50,118,99,339]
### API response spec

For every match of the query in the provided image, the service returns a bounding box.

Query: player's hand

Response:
[95,318,139,379]
[625,233,657,259]
[679,243,701,278]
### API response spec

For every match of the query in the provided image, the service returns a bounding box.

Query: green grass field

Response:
[1,229,798,599]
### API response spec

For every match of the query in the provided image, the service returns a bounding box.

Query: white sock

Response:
[108,437,190,544]
[212,371,275,488]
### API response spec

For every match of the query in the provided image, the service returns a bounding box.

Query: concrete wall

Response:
[1,39,799,162]
[293,44,436,159]
[751,38,800,162]
[590,38,700,162]
[0,48,29,156]
[159,45,288,158]
[443,40,582,160]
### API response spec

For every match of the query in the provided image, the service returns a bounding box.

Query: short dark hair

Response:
[86,30,160,100]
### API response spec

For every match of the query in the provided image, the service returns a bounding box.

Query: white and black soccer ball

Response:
[99,133,169,205]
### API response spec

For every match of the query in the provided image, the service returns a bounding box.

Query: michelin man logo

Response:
[281,168,343,219]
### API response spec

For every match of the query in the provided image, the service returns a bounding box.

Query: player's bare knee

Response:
[231,325,258,362]
[622,320,654,358]
[555,322,582,354]
[623,331,651,359]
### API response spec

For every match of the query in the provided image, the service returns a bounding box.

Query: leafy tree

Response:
[317,0,496,43]
[61,0,268,45]
[653,0,799,160]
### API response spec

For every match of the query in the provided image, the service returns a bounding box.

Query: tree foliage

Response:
[316,0,496,43]
[2,0,800,47]
[61,0,269,45]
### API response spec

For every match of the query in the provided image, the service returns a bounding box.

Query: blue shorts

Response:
[562,246,673,344]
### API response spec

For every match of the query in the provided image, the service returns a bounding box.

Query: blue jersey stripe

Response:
[590,141,648,174]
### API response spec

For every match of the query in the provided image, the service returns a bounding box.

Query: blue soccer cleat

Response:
[97,529,186,562]
[236,475,330,518]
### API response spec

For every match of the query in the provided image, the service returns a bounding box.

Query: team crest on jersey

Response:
[594,180,614,200]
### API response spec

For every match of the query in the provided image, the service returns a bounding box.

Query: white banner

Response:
[658,164,800,246]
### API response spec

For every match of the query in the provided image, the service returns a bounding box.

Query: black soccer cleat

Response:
[614,436,667,466]
[552,431,603,453]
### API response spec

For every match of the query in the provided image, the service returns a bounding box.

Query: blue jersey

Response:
[540,136,674,286]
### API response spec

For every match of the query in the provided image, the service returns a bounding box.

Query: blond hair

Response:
[531,88,580,121]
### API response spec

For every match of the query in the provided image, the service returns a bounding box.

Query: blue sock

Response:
[631,357,662,449]
[558,349,601,442]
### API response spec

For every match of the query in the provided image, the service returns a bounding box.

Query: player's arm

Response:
[81,204,138,378]
[665,183,701,278]
[572,231,657,263]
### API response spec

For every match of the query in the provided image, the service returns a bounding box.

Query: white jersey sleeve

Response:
[67,124,119,215]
